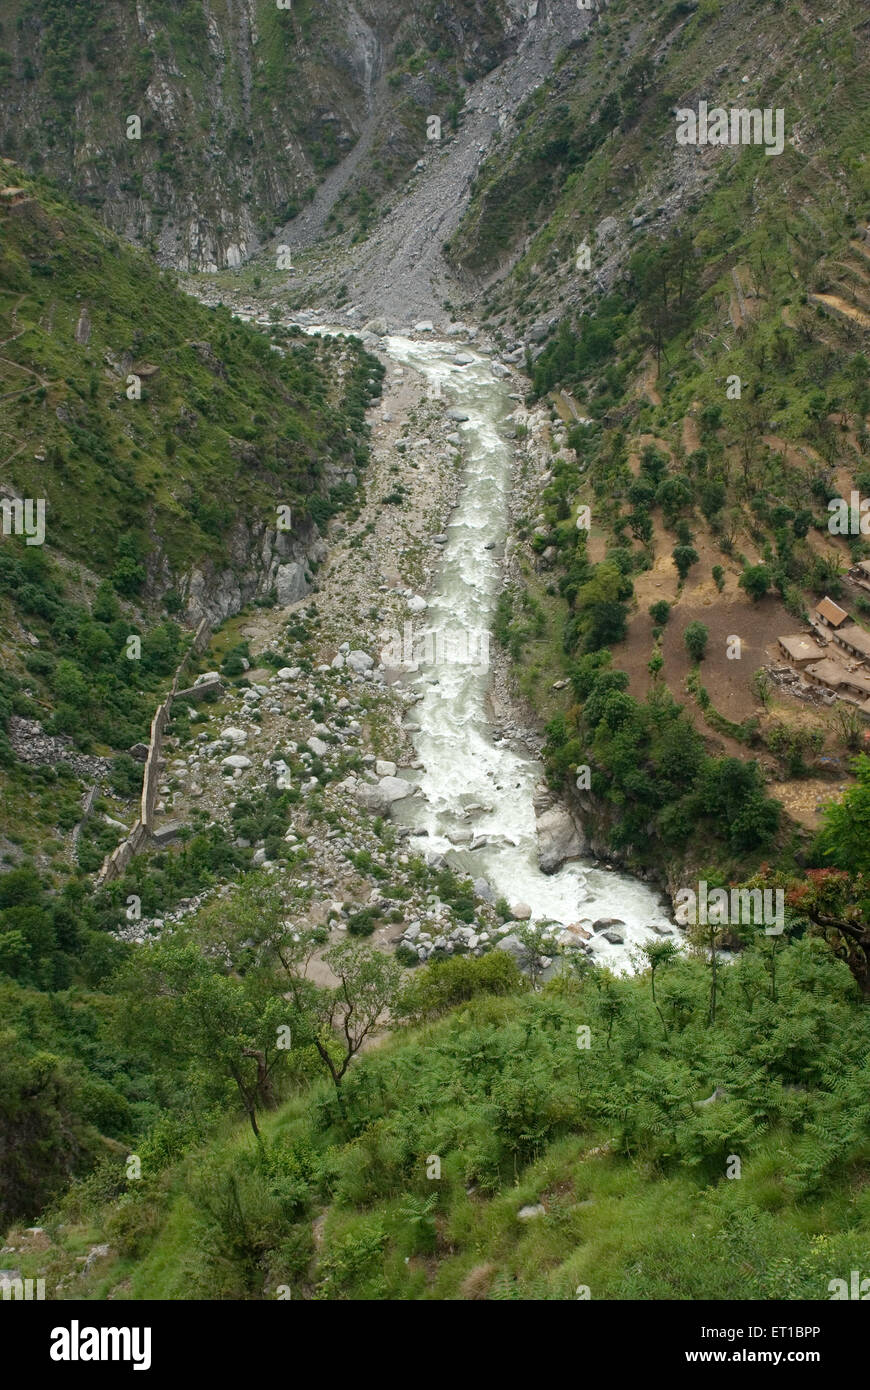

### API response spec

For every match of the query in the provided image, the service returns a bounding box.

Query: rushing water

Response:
[376,334,676,970]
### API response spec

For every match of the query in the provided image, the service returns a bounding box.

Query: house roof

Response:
[778,634,824,662]
[815,597,849,626]
[852,560,870,578]
[805,659,850,689]
[835,624,870,659]
[842,670,870,696]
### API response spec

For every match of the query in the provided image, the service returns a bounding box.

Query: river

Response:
[377,333,676,970]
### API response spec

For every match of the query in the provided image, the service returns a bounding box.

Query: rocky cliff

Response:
[0,0,523,269]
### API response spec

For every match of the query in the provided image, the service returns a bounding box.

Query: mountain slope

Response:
[0,0,524,269]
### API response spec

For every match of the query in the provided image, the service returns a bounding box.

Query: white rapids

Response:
[303,323,678,970]
[379,334,676,971]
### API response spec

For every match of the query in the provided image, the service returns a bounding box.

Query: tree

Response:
[752,668,773,708]
[584,598,629,651]
[640,939,679,1038]
[739,564,771,603]
[629,507,653,542]
[649,600,671,625]
[274,932,402,1091]
[684,621,709,662]
[655,474,693,524]
[508,924,552,991]
[816,755,870,876]
[115,941,288,1138]
[712,564,725,592]
[701,480,726,521]
[630,233,698,366]
[786,863,870,993]
[832,702,864,752]
[672,544,699,581]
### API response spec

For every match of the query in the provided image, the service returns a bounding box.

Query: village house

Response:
[804,658,870,707]
[833,623,870,663]
[814,597,850,631]
[777,634,824,668]
[804,658,849,693]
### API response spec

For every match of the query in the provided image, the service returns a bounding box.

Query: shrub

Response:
[684,621,709,662]
[397,951,523,1022]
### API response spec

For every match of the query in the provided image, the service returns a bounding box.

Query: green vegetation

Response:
[13,918,870,1300]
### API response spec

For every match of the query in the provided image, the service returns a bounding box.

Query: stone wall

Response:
[95,619,211,886]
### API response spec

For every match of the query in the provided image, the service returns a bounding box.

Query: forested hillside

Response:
[2,0,869,1314]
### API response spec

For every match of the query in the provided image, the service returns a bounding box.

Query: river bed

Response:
[376,333,676,971]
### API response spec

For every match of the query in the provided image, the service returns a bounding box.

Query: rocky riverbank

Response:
[109,317,678,973]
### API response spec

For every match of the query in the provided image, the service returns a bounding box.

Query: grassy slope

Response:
[0,162,374,583]
[0,170,382,1219]
[13,937,870,1301]
[0,161,382,882]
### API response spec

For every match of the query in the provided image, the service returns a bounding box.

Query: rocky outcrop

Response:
[177,515,324,627]
[3,0,523,272]
[533,786,586,874]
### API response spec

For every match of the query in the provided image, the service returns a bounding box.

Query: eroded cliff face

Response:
[174,508,332,627]
[1,0,521,270]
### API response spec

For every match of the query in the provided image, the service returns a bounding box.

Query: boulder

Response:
[511,902,532,920]
[346,650,374,673]
[603,928,625,945]
[536,804,585,874]
[307,736,329,757]
[517,1204,546,1221]
[495,934,525,961]
[151,821,184,845]
[221,754,252,770]
[355,784,393,816]
[593,917,625,933]
[378,775,413,803]
[221,727,248,746]
[375,759,397,777]
[275,562,309,605]
[564,921,592,941]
